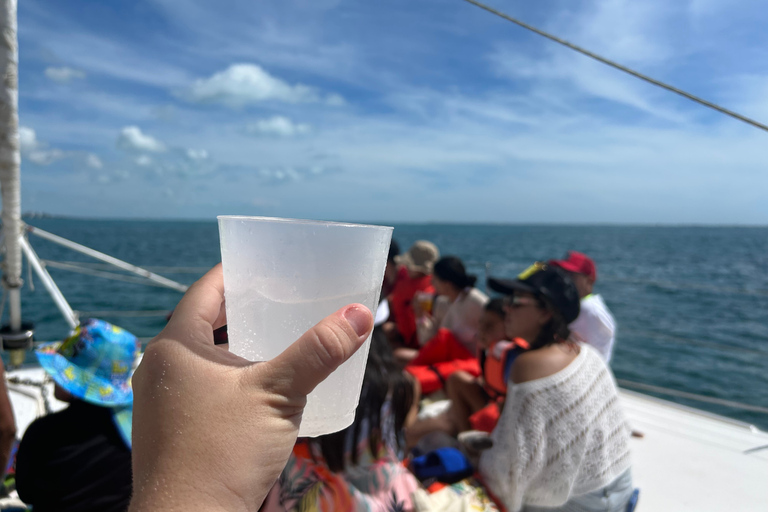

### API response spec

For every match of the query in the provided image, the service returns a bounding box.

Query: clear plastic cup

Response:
[218,216,393,437]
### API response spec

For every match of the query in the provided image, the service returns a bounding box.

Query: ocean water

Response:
[6,219,768,430]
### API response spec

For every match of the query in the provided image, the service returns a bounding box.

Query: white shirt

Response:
[479,345,631,512]
[569,294,616,363]
[416,287,488,354]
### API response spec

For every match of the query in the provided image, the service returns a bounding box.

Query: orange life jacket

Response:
[481,338,529,400]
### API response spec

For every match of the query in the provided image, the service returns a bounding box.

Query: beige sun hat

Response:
[396,240,440,274]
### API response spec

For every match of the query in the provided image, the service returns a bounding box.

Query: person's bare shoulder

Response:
[511,345,578,384]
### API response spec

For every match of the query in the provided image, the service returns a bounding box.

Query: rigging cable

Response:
[41,260,186,288]
[75,310,171,318]
[460,0,768,134]
[41,260,209,274]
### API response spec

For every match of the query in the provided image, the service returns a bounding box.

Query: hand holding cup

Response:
[129,265,374,512]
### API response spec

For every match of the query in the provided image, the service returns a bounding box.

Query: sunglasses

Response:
[503,295,542,309]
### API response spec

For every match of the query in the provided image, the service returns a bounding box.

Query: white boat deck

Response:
[5,369,768,510]
[6,368,67,435]
[621,389,768,511]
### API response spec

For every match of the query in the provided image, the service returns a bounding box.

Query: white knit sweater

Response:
[479,344,631,512]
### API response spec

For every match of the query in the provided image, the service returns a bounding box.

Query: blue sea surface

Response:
[6,219,768,429]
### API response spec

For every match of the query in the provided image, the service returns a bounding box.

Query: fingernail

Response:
[343,305,370,337]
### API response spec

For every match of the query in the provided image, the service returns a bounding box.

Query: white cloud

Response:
[113,126,213,177]
[27,148,66,166]
[259,167,301,183]
[135,155,153,167]
[96,169,130,185]
[117,126,166,153]
[19,126,105,169]
[185,148,208,160]
[183,63,342,107]
[257,165,331,184]
[251,196,281,208]
[326,93,346,106]
[45,66,86,83]
[19,126,68,166]
[86,154,103,169]
[19,126,39,152]
[129,148,214,178]
[246,116,311,137]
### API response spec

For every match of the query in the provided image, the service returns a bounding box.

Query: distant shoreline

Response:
[17,214,768,228]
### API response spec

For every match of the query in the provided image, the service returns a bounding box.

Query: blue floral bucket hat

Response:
[35,318,140,407]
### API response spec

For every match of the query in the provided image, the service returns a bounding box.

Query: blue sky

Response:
[16,0,768,223]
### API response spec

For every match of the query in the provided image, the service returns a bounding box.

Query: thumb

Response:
[257,304,373,400]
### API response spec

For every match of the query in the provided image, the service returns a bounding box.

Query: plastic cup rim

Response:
[218,215,393,231]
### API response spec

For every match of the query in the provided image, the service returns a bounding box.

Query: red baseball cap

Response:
[548,251,597,281]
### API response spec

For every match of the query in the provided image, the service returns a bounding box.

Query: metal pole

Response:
[19,237,78,329]
[0,0,21,330]
[27,225,189,293]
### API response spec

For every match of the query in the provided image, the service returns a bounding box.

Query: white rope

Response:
[461,0,768,134]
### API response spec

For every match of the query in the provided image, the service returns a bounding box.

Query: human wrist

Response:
[129,473,255,512]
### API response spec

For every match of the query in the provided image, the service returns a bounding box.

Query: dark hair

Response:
[388,240,400,264]
[530,296,572,349]
[314,327,413,472]
[433,256,477,290]
[485,298,505,318]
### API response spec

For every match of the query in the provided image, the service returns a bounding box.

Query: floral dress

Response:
[262,405,420,512]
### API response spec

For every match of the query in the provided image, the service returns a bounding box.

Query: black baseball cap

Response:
[487,262,580,324]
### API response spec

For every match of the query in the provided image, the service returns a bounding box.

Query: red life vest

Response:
[388,266,433,348]
[481,338,529,400]
[405,328,481,395]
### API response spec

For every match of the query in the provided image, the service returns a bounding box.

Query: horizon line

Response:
[18,213,768,228]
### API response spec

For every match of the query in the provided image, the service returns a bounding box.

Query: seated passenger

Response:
[383,240,439,349]
[401,256,488,392]
[480,263,633,512]
[549,251,617,363]
[16,319,138,512]
[416,256,489,353]
[262,328,421,512]
[404,299,529,447]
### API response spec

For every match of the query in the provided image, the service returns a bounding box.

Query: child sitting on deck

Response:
[405,299,528,447]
